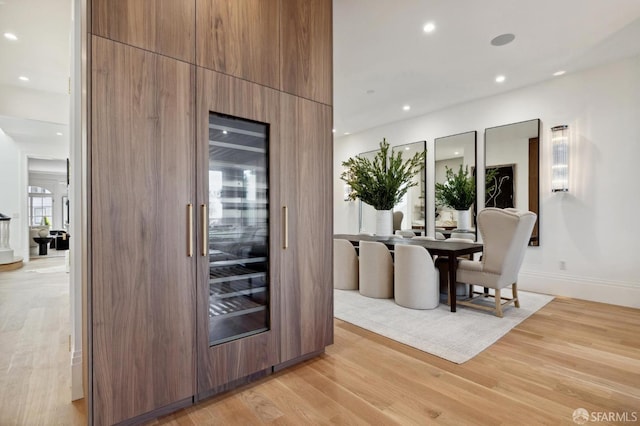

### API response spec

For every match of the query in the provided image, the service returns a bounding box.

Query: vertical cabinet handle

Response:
[201,204,207,256]
[282,206,288,249]
[187,204,193,257]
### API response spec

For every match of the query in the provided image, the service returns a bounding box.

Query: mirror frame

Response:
[433,131,478,239]
[484,119,540,246]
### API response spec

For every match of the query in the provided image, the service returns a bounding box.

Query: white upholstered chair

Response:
[333,239,359,290]
[450,231,476,241]
[443,237,476,296]
[394,245,439,309]
[393,211,404,232]
[359,241,393,298]
[395,229,416,238]
[412,236,435,241]
[435,232,446,240]
[456,208,537,317]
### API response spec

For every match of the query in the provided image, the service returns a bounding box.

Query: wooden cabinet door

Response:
[91,36,196,425]
[196,67,281,395]
[92,0,196,63]
[196,0,280,90]
[279,93,333,364]
[280,0,332,105]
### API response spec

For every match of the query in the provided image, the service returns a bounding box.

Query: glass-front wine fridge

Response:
[206,112,270,346]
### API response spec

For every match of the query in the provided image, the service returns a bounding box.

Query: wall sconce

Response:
[551,125,569,192]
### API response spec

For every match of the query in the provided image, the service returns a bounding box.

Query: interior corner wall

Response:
[0,130,24,257]
[334,54,640,308]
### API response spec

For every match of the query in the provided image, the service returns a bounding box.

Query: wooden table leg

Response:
[448,255,457,312]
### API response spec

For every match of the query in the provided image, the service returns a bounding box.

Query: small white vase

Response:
[456,209,471,231]
[375,209,393,236]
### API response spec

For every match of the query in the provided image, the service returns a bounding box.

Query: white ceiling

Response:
[2,0,640,148]
[0,0,70,94]
[333,0,640,136]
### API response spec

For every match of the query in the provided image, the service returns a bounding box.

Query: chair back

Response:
[412,236,435,241]
[394,245,438,309]
[393,211,404,232]
[334,239,359,290]
[445,237,474,243]
[358,241,394,298]
[395,229,415,238]
[450,231,475,241]
[478,208,536,283]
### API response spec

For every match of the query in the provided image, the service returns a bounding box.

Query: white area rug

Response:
[334,289,554,363]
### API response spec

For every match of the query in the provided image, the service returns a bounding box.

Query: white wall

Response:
[334,54,640,308]
[0,130,24,256]
[0,85,70,125]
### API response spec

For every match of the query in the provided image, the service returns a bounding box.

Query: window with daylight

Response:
[28,186,53,226]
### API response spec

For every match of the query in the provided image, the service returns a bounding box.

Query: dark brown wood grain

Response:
[196,67,281,395]
[91,35,196,425]
[279,93,333,363]
[91,0,195,63]
[196,0,280,89]
[280,0,332,105]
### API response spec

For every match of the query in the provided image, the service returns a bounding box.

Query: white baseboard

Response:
[71,350,83,401]
[519,270,640,309]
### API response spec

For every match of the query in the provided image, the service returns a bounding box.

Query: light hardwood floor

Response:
[0,257,85,425]
[1,258,638,425]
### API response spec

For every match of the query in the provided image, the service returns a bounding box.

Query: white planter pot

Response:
[456,209,471,231]
[375,209,393,236]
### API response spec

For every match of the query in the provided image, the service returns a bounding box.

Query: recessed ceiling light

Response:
[18,76,29,81]
[405,147,410,150]
[490,33,515,47]
[402,105,411,111]
[423,22,436,33]
[332,128,336,133]
[222,130,228,134]
[495,75,506,83]
[56,132,63,136]
[454,151,459,155]
[553,70,566,76]
[344,132,351,136]
[4,32,17,41]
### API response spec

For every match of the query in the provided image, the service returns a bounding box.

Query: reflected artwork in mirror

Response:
[485,119,540,246]
[433,131,477,240]
[357,141,427,235]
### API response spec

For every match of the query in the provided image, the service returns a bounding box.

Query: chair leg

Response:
[513,283,520,308]
[494,288,503,317]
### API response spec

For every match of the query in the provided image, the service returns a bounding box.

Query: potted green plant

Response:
[434,165,475,230]
[341,138,425,235]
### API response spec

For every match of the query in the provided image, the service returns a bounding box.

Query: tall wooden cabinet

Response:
[279,93,333,363]
[90,36,196,425]
[88,0,332,424]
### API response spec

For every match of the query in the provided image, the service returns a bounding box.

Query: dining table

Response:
[334,234,484,312]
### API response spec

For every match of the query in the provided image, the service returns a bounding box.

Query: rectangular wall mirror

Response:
[393,141,427,234]
[434,131,477,240]
[485,119,540,246]
[357,141,427,235]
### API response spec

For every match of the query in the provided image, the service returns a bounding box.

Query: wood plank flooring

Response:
[0,257,85,425]
[1,257,638,425]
